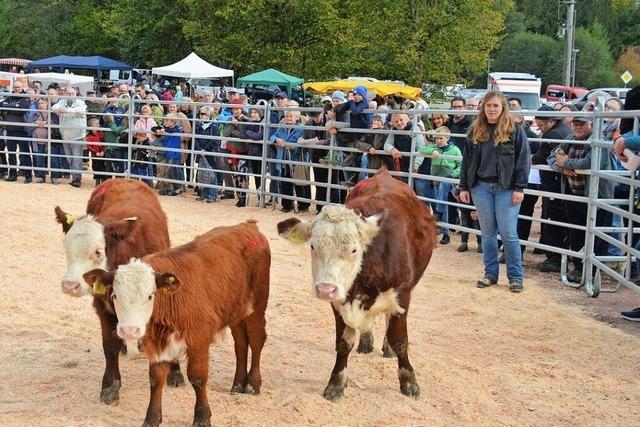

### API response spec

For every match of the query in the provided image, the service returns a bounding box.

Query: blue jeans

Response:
[50,144,64,179]
[131,164,154,187]
[471,181,523,281]
[413,178,433,207]
[435,181,453,235]
[33,143,48,179]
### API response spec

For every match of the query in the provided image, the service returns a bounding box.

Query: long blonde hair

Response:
[470,91,515,144]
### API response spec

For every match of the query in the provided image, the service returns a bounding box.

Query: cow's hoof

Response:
[399,369,420,399]
[230,384,245,394]
[100,380,121,405]
[356,331,374,354]
[322,384,345,402]
[382,344,395,358]
[192,419,211,427]
[142,418,161,427]
[167,369,186,388]
[244,384,259,395]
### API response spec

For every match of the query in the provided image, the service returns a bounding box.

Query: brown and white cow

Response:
[278,169,436,400]
[54,179,184,405]
[83,220,271,427]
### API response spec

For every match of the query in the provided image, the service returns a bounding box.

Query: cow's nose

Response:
[315,284,338,300]
[118,326,142,340]
[61,280,81,297]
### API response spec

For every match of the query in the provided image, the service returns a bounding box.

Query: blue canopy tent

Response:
[27,55,132,78]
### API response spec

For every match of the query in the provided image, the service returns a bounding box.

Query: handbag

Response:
[290,149,311,182]
[196,155,216,184]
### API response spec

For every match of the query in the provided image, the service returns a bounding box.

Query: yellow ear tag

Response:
[122,216,138,221]
[162,276,175,292]
[290,233,305,244]
[93,279,106,295]
[65,214,75,225]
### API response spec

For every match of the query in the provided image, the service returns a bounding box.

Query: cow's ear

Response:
[54,206,75,234]
[155,273,181,293]
[357,213,383,245]
[277,217,312,244]
[105,216,140,241]
[83,269,114,296]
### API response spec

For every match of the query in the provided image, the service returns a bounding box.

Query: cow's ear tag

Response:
[65,214,75,225]
[162,276,175,292]
[290,232,305,244]
[122,216,138,221]
[93,279,106,295]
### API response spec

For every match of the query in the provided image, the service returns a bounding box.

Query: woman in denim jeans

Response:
[459,91,530,293]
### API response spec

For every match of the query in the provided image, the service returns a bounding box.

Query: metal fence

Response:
[1,93,639,298]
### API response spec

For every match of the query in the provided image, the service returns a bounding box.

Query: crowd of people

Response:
[1,78,639,320]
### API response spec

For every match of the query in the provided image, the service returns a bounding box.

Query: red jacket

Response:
[86,131,105,154]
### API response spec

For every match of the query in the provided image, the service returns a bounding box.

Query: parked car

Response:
[571,87,630,110]
[241,83,308,105]
[544,85,588,103]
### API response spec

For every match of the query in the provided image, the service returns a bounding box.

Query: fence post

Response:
[126,97,133,178]
[408,111,420,187]
[326,134,336,203]
[259,103,270,208]
[583,105,603,293]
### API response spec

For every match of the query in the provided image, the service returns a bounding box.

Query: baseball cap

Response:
[534,104,561,120]
[571,116,592,123]
[274,90,288,99]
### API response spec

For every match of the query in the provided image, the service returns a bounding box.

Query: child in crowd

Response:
[420,126,461,245]
[356,114,389,179]
[155,114,184,196]
[85,117,106,186]
[103,114,127,177]
[131,130,153,188]
[30,98,49,183]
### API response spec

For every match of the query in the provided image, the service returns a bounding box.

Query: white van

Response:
[488,72,542,110]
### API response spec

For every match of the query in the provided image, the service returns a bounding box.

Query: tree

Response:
[573,23,617,87]
[491,31,563,86]
[614,47,640,87]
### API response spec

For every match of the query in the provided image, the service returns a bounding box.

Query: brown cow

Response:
[278,169,436,400]
[54,179,184,405]
[83,220,271,427]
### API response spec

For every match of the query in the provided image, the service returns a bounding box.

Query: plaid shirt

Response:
[566,144,588,195]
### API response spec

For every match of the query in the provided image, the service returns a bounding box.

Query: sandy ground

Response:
[0,178,639,427]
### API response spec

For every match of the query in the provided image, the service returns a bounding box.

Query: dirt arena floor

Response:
[1,178,639,426]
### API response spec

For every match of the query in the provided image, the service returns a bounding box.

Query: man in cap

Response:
[531,104,572,272]
[547,116,613,283]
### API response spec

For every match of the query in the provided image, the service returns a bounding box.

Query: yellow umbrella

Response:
[302,79,422,100]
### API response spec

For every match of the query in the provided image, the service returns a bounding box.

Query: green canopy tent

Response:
[237,68,304,99]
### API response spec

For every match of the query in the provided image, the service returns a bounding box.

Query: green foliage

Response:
[491,31,563,86]
[0,0,513,86]
[615,47,640,86]
[573,24,617,87]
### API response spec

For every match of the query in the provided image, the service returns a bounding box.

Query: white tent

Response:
[27,72,94,95]
[151,52,234,82]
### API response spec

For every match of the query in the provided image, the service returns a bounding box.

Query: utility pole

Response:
[562,0,576,86]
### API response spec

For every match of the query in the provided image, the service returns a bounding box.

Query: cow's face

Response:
[55,208,107,297]
[278,205,380,302]
[55,206,139,297]
[83,259,180,340]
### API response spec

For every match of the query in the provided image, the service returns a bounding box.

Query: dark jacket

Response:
[531,120,571,191]
[445,115,473,151]
[459,123,530,192]
[336,99,371,130]
[0,94,31,131]
[222,114,250,153]
[195,121,221,166]
[301,116,328,163]
[356,126,390,171]
[238,119,264,156]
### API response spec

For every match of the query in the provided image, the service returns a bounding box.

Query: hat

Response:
[534,104,561,120]
[230,98,244,106]
[320,95,332,104]
[571,116,592,123]
[226,87,239,93]
[353,85,368,99]
[274,90,288,99]
[331,90,346,102]
[372,114,383,121]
